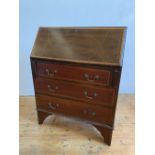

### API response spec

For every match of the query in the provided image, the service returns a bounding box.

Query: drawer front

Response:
[36,62,111,86]
[36,94,113,126]
[35,78,115,107]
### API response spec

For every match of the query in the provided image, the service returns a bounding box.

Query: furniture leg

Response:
[94,125,113,145]
[37,111,50,124]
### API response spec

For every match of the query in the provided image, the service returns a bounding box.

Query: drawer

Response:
[36,94,113,126]
[36,62,112,86]
[35,78,115,107]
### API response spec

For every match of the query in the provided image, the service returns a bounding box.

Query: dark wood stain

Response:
[35,78,115,107]
[31,27,126,66]
[36,94,113,126]
[36,61,112,86]
[30,27,126,146]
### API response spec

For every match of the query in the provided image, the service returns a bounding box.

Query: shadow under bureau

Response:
[30,27,126,145]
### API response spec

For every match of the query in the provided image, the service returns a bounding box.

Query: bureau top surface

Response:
[31,27,126,66]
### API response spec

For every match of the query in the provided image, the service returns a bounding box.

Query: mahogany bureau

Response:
[30,27,126,145]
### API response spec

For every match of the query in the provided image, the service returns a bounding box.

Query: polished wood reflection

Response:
[31,27,126,66]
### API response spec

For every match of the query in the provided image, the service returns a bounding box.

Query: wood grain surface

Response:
[36,61,112,86]
[31,27,126,66]
[35,94,114,126]
[35,78,115,107]
[19,94,134,155]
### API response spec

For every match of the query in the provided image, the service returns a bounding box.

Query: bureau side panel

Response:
[111,67,122,127]
[30,58,38,94]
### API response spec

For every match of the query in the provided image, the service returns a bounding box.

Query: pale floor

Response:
[19,94,135,155]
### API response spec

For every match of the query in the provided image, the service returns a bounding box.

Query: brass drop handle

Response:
[84,90,97,99]
[48,102,59,110]
[83,108,96,116]
[91,111,96,116]
[47,85,59,92]
[46,69,57,77]
[84,73,99,82]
